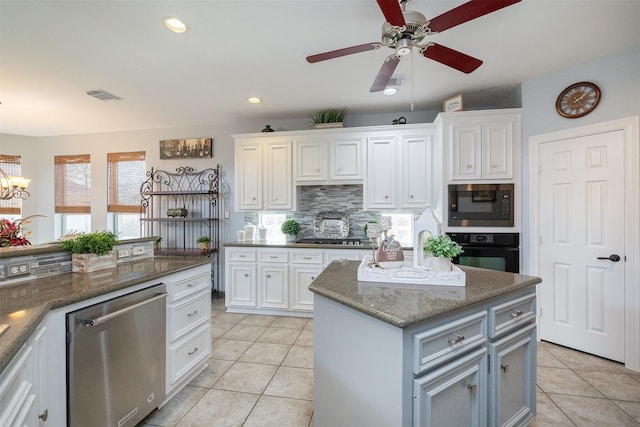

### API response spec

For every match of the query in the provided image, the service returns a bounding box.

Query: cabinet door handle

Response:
[384,195,389,200]
[311,276,315,280]
[315,168,320,173]
[510,309,523,318]
[187,310,198,317]
[244,273,249,277]
[447,334,465,345]
[188,347,199,356]
[272,197,277,200]
[39,409,48,422]
[467,384,477,394]
[491,163,498,168]
[501,364,509,373]
[410,194,414,199]
[467,163,473,169]
[337,167,342,173]
[266,274,271,278]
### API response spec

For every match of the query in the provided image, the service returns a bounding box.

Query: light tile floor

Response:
[141,298,640,426]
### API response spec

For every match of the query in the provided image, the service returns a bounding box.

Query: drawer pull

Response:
[501,364,509,373]
[187,282,197,288]
[187,310,198,317]
[467,384,477,394]
[39,409,48,422]
[238,254,247,258]
[447,334,465,346]
[510,310,524,318]
[270,256,278,259]
[303,257,312,260]
[188,347,199,356]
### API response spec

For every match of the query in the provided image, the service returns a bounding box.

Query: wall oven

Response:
[447,232,520,273]
[448,183,514,227]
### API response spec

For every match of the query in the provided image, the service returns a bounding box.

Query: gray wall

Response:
[520,45,640,273]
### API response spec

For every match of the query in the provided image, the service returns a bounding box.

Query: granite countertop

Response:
[223,241,414,250]
[309,260,541,328]
[0,256,211,375]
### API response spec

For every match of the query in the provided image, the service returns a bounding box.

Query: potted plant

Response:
[280,219,301,243]
[154,236,163,251]
[311,108,346,129]
[197,235,211,251]
[59,230,118,273]
[423,234,463,272]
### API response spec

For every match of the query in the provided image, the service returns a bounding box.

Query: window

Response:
[381,213,413,247]
[107,151,146,238]
[55,154,91,234]
[258,213,287,242]
[0,155,23,217]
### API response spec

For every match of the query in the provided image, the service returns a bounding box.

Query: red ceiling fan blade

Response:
[429,0,521,33]
[376,0,406,27]
[370,55,401,92]
[306,42,382,63]
[421,43,483,73]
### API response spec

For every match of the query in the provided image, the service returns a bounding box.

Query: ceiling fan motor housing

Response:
[381,10,430,47]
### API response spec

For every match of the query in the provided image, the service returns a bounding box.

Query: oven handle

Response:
[79,292,167,326]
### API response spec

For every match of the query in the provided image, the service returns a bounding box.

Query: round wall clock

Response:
[555,81,601,118]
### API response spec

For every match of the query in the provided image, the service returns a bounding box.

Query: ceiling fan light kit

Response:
[306,0,521,93]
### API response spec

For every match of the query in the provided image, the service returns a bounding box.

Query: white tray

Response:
[357,256,466,287]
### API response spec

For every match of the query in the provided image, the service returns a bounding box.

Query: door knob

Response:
[597,254,621,262]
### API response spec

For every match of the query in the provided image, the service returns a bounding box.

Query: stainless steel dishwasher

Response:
[66,283,167,427]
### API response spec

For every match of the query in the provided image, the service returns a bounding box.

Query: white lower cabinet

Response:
[0,324,47,427]
[165,266,212,398]
[225,246,370,316]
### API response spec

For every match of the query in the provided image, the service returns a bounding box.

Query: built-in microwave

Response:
[448,183,514,227]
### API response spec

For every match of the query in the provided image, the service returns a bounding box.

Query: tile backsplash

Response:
[244,185,378,239]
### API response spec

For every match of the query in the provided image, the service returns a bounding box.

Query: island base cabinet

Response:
[489,323,537,427]
[413,347,488,427]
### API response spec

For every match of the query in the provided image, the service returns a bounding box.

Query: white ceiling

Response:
[1,0,639,137]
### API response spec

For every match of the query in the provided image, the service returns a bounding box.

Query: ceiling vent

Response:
[86,89,123,101]
[387,76,404,87]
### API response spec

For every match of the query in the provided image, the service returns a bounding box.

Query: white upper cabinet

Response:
[294,135,363,185]
[442,110,520,182]
[295,139,328,182]
[400,133,433,208]
[366,136,398,209]
[235,141,263,210]
[330,137,363,181]
[234,137,294,211]
[364,126,436,210]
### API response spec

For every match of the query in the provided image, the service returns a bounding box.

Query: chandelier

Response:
[0,168,30,200]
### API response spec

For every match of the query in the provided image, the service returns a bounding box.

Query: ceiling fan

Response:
[306,0,521,92]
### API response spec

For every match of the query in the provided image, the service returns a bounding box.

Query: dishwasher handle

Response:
[79,292,167,326]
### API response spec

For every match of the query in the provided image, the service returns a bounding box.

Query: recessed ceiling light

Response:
[383,87,398,96]
[163,17,188,33]
[247,97,262,104]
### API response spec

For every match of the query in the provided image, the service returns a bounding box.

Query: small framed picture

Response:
[159,138,213,159]
[443,94,463,112]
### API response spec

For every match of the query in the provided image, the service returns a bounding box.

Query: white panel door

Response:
[538,130,625,361]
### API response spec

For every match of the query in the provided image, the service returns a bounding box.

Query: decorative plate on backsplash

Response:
[314,211,349,239]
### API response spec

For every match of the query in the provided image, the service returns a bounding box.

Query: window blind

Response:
[107,151,146,213]
[0,155,22,215]
[54,154,91,214]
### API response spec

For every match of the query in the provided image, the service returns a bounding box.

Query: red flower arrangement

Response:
[0,215,41,247]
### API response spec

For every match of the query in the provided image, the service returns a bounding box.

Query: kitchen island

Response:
[0,255,212,426]
[309,260,541,427]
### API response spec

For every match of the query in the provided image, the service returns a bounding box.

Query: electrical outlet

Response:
[132,246,145,256]
[118,248,130,258]
[224,204,230,219]
[6,261,31,277]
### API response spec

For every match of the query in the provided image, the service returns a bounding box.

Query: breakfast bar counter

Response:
[0,256,212,375]
[309,261,541,427]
